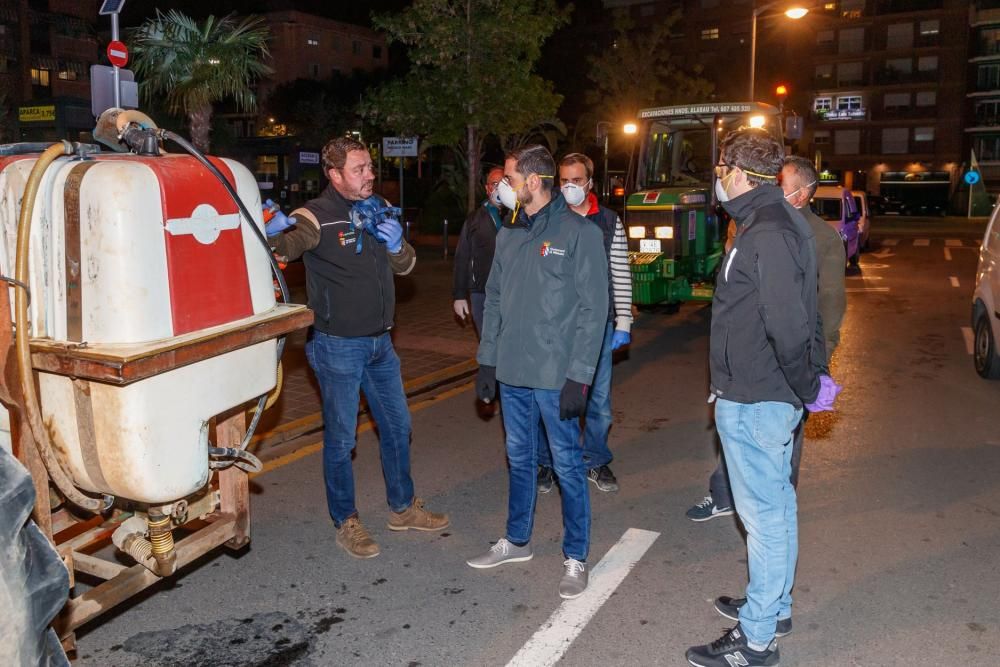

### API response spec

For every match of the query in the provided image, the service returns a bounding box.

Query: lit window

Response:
[701,28,719,40]
[307,38,319,46]
[814,97,832,111]
[823,2,836,9]
[919,20,939,36]
[914,127,934,142]
[57,70,77,81]
[837,95,863,110]
[31,68,50,87]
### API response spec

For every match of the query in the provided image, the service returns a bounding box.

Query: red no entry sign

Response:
[107,40,129,68]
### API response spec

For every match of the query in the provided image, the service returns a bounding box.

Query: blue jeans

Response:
[305,331,414,525]
[500,382,590,562]
[714,398,802,647]
[710,412,807,509]
[537,322,614,469]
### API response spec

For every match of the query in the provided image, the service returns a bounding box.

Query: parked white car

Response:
[973,201,1000,378]
[851,190,871,251]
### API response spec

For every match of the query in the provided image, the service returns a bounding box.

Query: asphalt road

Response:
[74,217,1000,666]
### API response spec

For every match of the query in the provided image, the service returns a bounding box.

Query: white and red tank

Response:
[0,152,278,503]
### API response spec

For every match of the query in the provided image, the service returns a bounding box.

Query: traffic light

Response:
[775,84,788,98]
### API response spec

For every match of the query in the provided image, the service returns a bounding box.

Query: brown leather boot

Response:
[336,516,380,559]
[386,498,450,532]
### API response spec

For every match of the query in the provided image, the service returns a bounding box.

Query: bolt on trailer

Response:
[625,102,784,306]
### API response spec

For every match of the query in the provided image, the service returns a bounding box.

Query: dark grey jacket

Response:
[477,192,609,390]
[452,201,502,297]
[710,185,825,407]
[802,206,846,362]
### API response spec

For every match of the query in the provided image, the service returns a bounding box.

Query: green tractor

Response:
[625,102,784,306]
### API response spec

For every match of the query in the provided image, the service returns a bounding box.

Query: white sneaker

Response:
[466,538,533,569]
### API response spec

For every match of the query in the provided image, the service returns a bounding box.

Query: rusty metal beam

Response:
[55,514,237,636]
[30,304,312,385]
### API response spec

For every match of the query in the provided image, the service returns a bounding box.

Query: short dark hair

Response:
[719,128,784,188]
[783,156,819,199]
[560,152,594,180]
[507,144,556,183]
[322,136,367,172]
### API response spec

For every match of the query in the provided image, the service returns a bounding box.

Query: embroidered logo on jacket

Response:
[540,241,566,257]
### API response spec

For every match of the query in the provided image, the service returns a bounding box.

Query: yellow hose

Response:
[264,361,283,411]
[14,142,104,513]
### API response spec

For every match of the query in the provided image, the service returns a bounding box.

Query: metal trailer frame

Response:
[0,281,312,655]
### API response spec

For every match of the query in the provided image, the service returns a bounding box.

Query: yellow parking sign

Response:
[18,105,56,122]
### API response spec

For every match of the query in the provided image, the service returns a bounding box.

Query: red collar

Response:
[585,191,600,216]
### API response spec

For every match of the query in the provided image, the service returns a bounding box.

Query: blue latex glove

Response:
[263,199,296,237]
[350,196,403,254]
[611,330,631,351]
[376,217,404,254]
[804,374,841,412]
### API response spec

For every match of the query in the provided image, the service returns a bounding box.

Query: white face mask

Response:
[561,181,589,207]
[715,169,737,203]
[495,179,519,210]
[783,180,817,205]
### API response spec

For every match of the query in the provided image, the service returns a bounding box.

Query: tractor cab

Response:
[625,102,784,305]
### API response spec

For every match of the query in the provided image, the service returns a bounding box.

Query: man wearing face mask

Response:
[534,153,633,495]
[467,145,608,600]
[686,129,841,667]
[452,166,505,337]
[268,137,449,561]
[687,156,846,522]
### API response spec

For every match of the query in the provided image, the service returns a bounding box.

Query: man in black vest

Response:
[269,137,448,560]
[452,166,505,336]
[535,153,633,494]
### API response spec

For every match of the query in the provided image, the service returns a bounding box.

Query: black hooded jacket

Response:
[709,184,825,407]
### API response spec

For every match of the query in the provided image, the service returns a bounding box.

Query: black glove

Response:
[559,379,589,420]
[476,365,497,403]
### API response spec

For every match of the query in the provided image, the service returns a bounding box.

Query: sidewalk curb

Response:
[247,357,477,453]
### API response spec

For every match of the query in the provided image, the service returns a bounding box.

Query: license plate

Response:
[639,239,662,253]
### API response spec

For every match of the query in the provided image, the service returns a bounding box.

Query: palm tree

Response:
[129,10,272,153]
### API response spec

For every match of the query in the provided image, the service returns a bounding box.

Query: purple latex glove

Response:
[611,330,631,351]
[804,374,841,412]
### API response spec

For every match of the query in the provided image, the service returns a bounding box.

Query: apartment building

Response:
[804,0,968,204]
[3,0,100,141]
[967,0,1000,194]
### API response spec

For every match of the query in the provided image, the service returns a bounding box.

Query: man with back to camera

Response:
[686,129,840,667]
[686,155,846,522]
[466,144,608,599]
[265,136,448,560]
[535,152,633,494]
[452,166,505,337]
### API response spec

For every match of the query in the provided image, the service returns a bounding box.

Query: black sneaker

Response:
[588,465,619,492]
[685,495,734,522]
[686,625,779,667]
[715,596,792,637]
[537,466,555,494]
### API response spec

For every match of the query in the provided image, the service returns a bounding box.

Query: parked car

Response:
[812,185,861,267]
[973,198,1000,378]
[852,190,871,250]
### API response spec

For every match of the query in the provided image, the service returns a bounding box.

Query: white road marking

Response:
[506,528,660,667]
[846,287,890,293]
[946,239,962,247]
[882,238,899,246]
[869,249,895,259]
[847,275,883,280]
[962,326,975,355]
[950,276,960,288]
[914,239,930,247]
[944,247,952,261]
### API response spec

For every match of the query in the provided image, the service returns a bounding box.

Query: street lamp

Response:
[597,121,611,201]
[749,2,809,101]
